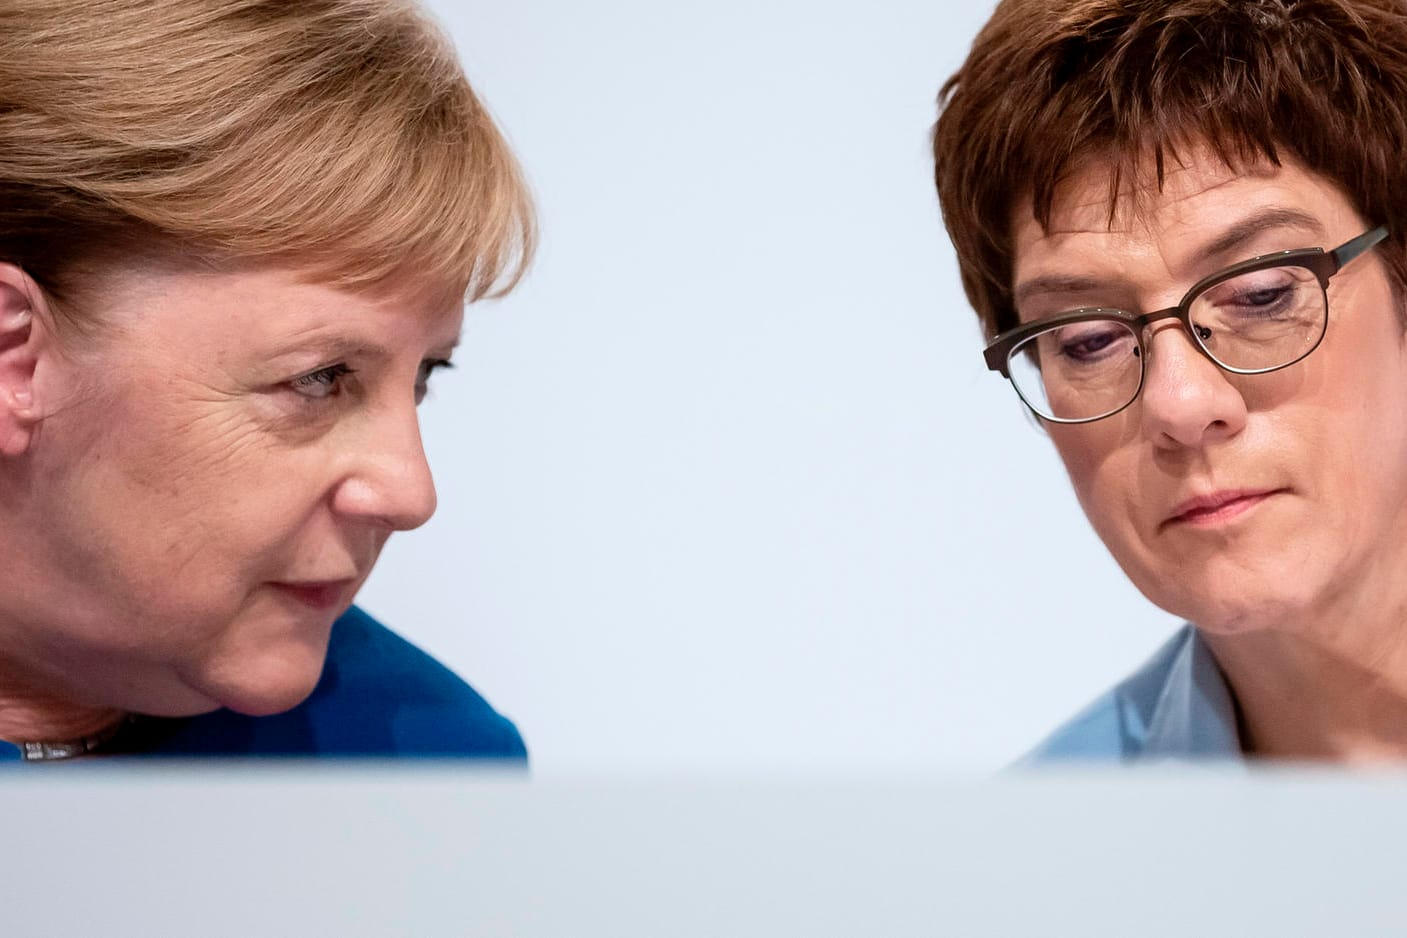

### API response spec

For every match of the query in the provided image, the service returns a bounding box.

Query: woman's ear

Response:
[0,264,46,456]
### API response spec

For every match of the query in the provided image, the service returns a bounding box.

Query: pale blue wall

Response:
[357,0,1182,773]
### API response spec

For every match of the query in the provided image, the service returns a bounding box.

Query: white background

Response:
[358,0,1182,774]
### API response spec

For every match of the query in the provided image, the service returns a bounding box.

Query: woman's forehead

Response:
[1032,147,1290,236]
[1012,151,1349,270]
[64,261,463,354]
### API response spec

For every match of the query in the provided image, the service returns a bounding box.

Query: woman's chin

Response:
[1151,587,1311,637]
[214,683,321,719]
[189,654,327,717]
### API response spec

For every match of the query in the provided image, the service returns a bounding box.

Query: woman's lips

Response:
[270,580,355,611]
[1162,489,1287,530]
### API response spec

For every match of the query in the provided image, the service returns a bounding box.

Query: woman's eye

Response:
[415,358,454,404]
[1205,271,1299,317]
[290,363,354,400]
[1054,325,1131,363]
[1224,285,1292,312]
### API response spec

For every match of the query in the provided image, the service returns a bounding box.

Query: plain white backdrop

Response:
[357,0,1183,774]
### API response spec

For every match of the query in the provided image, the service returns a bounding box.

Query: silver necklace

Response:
[18,717,135,762]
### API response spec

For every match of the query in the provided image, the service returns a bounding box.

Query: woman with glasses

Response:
[933,0,1407,761]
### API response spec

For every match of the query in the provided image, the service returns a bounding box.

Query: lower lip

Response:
[271,582,350,611]
[1167,491,1283,529]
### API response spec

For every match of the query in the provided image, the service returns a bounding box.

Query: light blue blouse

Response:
[1024,625,1244,763]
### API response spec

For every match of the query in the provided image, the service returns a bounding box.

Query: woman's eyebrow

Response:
[1013,207,1329,310]
[1189,206,1326,267]
[265,334,395,364]
[430,335,462,357]
[1013,274,1108,309]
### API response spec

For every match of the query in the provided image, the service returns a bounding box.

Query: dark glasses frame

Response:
[983,225,1389,424]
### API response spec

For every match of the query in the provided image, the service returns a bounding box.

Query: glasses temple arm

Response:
[1331,225,1390,271]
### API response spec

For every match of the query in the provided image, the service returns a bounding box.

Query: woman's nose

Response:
[332,405,438,532]
[1137,322,1248,450]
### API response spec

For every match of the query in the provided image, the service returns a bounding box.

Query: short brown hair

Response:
[933,0,1407,340]
[0,0,534,328]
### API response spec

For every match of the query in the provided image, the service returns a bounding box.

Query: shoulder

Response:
[1018,626,1200,765]
[295,605,528,759]
[141,607,527,760]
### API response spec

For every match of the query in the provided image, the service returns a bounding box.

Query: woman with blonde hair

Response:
[0,0,533,760]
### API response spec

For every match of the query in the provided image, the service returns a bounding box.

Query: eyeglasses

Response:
[983,226,1389,424]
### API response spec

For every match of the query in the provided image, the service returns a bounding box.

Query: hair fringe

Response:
[0,0,535,322]
[933,0,1407,338]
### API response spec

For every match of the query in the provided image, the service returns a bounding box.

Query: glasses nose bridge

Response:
[1132,303,1188,340]
[1131,301,1203,361]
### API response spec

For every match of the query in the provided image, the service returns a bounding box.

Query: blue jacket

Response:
[0,606,526,761]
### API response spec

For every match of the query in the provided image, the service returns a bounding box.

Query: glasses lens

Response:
[1188,264,1326,372]
[1008,319,1141,422]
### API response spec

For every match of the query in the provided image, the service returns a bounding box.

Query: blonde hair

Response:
[0,0,534,324]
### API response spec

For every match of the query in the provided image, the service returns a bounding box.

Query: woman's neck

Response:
[1204,593,1407,761]
[0,665,125,746]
